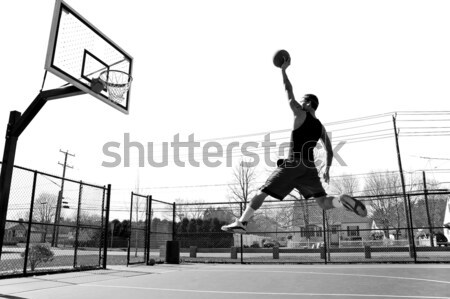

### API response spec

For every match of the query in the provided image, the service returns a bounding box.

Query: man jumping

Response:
[222,56,367,234]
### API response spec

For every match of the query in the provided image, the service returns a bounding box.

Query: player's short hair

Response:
[304,94,319,110]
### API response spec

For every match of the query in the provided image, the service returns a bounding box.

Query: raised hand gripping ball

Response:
[273,49,291,68]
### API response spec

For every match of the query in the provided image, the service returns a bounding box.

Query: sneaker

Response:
[221,219,247,234]
[340,195,368,217]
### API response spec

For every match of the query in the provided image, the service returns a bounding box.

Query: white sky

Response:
[1,0,450,219]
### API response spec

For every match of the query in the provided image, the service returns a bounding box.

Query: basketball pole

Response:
[0,85,84,260]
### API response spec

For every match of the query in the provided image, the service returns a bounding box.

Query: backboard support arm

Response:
[0,85,85,260]
[11,85,84,137]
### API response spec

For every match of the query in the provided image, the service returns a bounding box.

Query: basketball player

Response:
[222,57,367,234]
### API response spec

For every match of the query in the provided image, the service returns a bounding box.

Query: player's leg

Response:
[221,163,297,234]
[221,190,268,233]
[296,167,367,217]
[314,196,335,210]
[314,195,367,217]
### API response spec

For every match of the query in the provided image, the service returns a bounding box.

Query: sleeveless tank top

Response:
[289,112,322,163]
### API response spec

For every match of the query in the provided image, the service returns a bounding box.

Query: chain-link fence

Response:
[4,165,446,275]
[149,198,174,263]
[0,165,110,277]
[148,191,449,264]
[107,194,173,266]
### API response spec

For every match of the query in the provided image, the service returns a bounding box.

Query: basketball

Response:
[273,49,291,68]
[149,258,156,266]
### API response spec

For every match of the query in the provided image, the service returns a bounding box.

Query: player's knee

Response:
[315,197,325,209]
[249,191,268,210]
[315,196,330,210]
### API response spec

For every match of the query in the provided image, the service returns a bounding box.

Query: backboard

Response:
[45,0,133,114]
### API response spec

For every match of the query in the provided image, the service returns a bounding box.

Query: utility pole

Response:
[51,149,75,247]
[422,171,434,247]
[392,114,416,260]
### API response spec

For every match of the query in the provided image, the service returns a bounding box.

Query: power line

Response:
[6,111,450,205]
[417,156,450,161]
[127,112,448,161]
[398,119,450,122]
[106,168,450,191]
[131,112,395,150]
[395,111,450,115]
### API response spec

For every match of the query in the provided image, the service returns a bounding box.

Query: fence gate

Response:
[127,193,151,265]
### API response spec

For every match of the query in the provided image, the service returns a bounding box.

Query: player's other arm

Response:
[320,125,333,183]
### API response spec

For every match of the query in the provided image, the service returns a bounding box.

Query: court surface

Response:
[0,263,449,299]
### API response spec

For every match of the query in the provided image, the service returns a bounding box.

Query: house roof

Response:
[293,203,372,226]
[329,208,372,224]
[5,222,43,232]
[5,223,26,230]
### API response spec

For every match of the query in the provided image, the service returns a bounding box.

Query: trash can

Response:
[165,240,180,264]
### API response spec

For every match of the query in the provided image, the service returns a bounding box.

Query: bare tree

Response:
[330,173,360,196]
[203,207,233,223]
[253,206,279,233]
[412,177,448,231]
[424,179,448,229]
[174,198,206,220]
[33,192,58,242]
[265,190,306,231]
[364,171,406,239]
[78,211,102,226]
[288,191,311,229]
[227,160,258,218]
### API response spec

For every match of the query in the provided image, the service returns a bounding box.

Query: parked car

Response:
[277,237,288,247]
[263,239,280,248]
[435,232,448,247]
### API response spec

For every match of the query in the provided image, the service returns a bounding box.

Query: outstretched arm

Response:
[281,60,303,114]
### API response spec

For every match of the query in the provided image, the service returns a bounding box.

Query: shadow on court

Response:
[0,264,449,299]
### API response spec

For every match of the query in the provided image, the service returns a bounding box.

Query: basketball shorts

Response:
[260,159,327,200]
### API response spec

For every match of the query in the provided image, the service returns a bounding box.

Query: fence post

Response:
[231,247,238,259]
[322,210,328,263]
[0,111,21,261]
[320,246,326,260]
[146,195,152,265]
[172,202,176,241]
[23,170,38,275]
[273,246,280,259]
[407,194,417,262]
[127,192,134,267]
[74,181,83,268]
[99,185,106,266]
[364,245,371,259]
[190,246,197,258]
[102,184,111,269]
[239,202,244,264]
